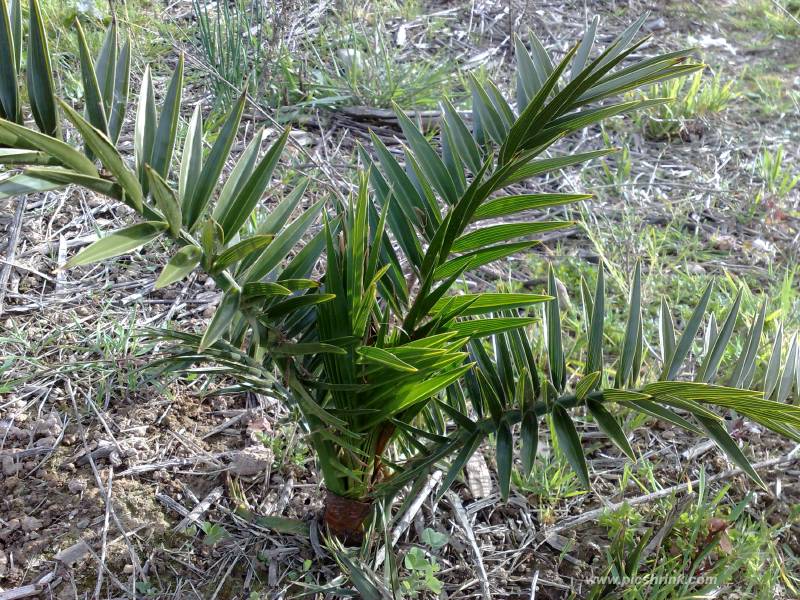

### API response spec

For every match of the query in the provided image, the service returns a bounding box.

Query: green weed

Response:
[192,0,305,111]
[756,144,800,198]
[587,471,800,598]
[633,70,737,139]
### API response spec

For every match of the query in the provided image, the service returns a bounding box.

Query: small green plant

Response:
[420,528,448,550]
[401,547,443,597]
[744,70,799,115]
[192,0,304,110]
[3,7,800,560]
[307,16,452,109]
[135,581,158,597]
[598,126,632,194]
[587,470,799,599]
[200,521,229,546]
[635,70,737,139]
[734,0,800,37]
[757,144,799,198]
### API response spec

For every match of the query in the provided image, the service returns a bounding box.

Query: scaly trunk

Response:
[323,491,373,545]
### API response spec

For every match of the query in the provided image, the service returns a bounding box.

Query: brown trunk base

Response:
[323,491,373,545]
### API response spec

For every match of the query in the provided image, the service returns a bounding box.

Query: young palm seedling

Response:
[2,5,799,547]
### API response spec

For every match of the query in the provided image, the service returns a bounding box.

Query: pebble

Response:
[227,446,274,476]
[211,397,228,411]
[687,264,706,275]
[2,456,20,476]
[21,516,42,532]
[68,479,88,494]
[35,435,56,448]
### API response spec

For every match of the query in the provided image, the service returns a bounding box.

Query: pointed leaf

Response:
[730,300,766,388]
[150,53,183,177]
[659,297,676,368]
[0,0,20,122]
[146,165,182,236]
[496,421,513,501]
[576,371,601,400]
[0,119,97,175]
[452,221,570,253]
[199,288,241,351]
[434,241,538,281]
[551,405,590,489]
[212,128,265,223]
[94,19,117,112]
[586,267,604,377]
[394,104,457,205]
[185,90,247,228]
[134,65,156,191]
[696,415,767,490]
[357,346,418,373]
[0,172,63,199]
[27,0,57,136]
[59,100,144,212]
[664,283,713,381]
[179,103,203,214]
[447,317,536,339]
[107,37,130,144]
[65,221,167,268]
[430,293,551,317]
[23,166,123,200]
[154,245,202,289]
[75,18,108,135]
[213,235,274,272]
[617,262,641,386]
[587,399,635,460]
[547,265,565,391]
[697,289,742,383]
[473,193,591,222]
[216,128,289,239]
[520,408,539,478]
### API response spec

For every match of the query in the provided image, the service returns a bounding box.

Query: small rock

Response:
[645,17,666,31]
[76,519,90,530]
[68,479,87,494]
[711,234,735,251]
[687,264,706,276]
[336,48,364,74]
[35,435,56,448]
[227,446,274,476]
[54,540,90,566]
[2,456,20,477]
[21,516,42,532]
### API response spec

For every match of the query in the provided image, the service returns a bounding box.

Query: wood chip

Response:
[466,451,492,499]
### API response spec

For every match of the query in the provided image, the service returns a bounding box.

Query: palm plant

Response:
[2,5,800,546]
